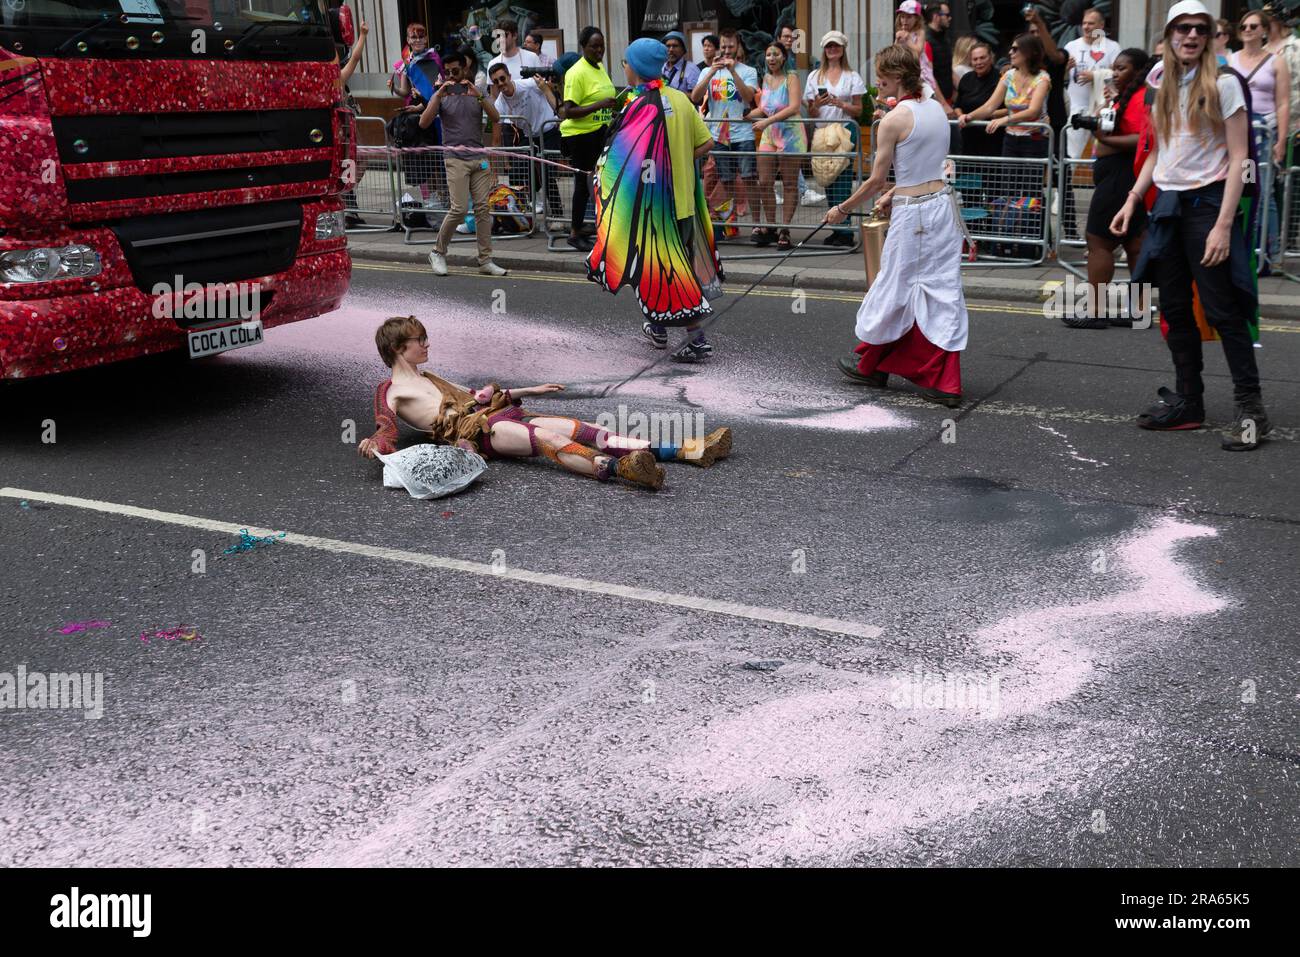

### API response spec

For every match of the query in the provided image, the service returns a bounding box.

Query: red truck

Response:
[0,0,353,379]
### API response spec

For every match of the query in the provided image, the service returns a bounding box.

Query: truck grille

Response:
[111,200,303,293]
[51,110,334,164]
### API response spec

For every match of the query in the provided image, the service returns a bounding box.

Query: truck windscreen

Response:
[0,0,335,60]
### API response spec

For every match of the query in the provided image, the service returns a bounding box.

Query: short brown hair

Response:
[376,315,425,367]
[874,43,922,96]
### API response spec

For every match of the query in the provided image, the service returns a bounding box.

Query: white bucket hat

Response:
[1164,0,1213,31]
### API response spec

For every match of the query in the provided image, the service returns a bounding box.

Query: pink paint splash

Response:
[245,291,910,434]
[665,516,1226,863]
[59,620,111,635]
[140,626,202,645]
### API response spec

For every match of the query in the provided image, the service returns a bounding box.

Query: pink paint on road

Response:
[666,516,1226,862]
[242,293,910,434]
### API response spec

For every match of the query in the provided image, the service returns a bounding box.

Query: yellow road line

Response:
[351,261,1300,327]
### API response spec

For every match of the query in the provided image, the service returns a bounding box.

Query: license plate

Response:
[187,319,264,359]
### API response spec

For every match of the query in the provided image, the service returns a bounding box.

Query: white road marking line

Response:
[0,487,883,640]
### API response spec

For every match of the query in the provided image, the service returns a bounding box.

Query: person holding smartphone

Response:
[420,47,507,279]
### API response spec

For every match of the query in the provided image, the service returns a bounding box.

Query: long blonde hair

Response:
[953,35,976,67]
[1155,18,1224,143]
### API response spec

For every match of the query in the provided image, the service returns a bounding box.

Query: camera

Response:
[520,66,559,79]
[1070,107,1116,133]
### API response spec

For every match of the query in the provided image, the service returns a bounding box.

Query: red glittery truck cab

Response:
[0,2,356,379]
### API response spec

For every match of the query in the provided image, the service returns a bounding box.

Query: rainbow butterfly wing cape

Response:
[586,83,723,327]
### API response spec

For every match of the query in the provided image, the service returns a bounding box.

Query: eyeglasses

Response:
[1216,30,1229,37]
[1173,22,1211,36]
[402,336,428,346]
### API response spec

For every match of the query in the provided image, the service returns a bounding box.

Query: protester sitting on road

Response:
[804,30,866,248]
[753,42,807,250]
[358,317,733,490]
[420,47,508,279]
[559,26,619,252]
[1111,0,1269,451]
[1070,48,1151,330]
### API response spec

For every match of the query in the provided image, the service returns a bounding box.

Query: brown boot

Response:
[678,427,733,467]
[616,450,665,490]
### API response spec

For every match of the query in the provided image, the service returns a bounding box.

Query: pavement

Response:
[345,224,1300,320]
[1,261,1298,867]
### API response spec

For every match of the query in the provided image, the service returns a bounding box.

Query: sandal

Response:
[752,227,774,246]
[776,228,792,250]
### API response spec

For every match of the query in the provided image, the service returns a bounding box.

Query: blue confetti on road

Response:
[223,529,287,555]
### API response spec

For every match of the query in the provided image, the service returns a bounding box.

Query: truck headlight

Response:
[0,245,102,283]
[314,211,347,241]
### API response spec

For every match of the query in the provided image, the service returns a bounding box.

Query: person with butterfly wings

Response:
[585,38,725,364]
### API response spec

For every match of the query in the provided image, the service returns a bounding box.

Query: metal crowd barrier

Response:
[1281,138,1300,282]
[869,118,1055,267]
[1249,118,1279,276]
[1055,123,1094,281]
[392,114,539,246]
[346,115,398,233]
[539,119,598,252]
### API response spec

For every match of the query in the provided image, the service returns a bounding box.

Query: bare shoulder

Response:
[880,104,913,138]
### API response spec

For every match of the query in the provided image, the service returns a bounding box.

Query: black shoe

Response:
[917,385,962,408]
[752,227,775,246]
[566,235,593,252]
[688,334,713,356]
[641,321,667,349]
[823,232,844,247]
[1060,314,1109,329]
[1222,396,1272,451]
[1136,386,1205,431]
[837,356,888,387]
[670,340,710,363]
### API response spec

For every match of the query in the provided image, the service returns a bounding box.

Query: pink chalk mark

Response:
[59,620,111,635]
[247,293,909,433]
[667,516,1227,861]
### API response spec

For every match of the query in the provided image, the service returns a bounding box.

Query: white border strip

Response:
[1,487,883,640]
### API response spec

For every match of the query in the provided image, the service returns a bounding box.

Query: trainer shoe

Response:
[678,426,733,467]
[1222,396,1272,451]
[428,251,448,276]
[479,261,508,277]
[1136,387,1205,431]
[689,333,713,356]
[670,340,710,363]
[642,321,667,349]
[616,450,665,490]
[837,356,888,387]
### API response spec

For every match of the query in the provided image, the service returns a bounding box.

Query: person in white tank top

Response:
[825,43,970,407]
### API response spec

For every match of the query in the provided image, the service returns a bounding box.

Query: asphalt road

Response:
[1,261,1298,867]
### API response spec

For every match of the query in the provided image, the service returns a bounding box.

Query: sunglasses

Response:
[1216,30,1228,37]
[1173,23,1210,36]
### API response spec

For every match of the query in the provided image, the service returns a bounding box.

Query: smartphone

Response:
[818,86,828,96]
